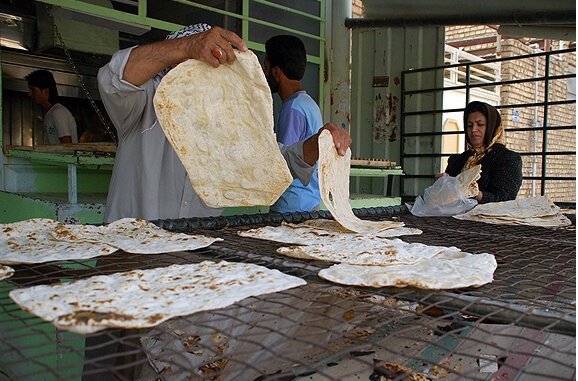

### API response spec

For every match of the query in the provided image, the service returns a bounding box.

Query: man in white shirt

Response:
[26,70,78,144]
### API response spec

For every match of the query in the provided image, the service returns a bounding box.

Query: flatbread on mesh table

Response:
[277,237,462,264]
[318,251,497,289]
[1,218,221,264]
[154,50,292,207]
[0,219,117,265]
[318,130,404,233]
[453,195,572,227]
[52,218,222,254]
[0,265,14,281]
[238,220,422,246]
[286,219,422,238]
[9,260,306,334]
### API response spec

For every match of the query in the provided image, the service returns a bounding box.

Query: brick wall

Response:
[352,0,363,17]
[501,39,576,201]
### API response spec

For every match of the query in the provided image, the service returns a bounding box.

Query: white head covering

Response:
[152,23,212,89]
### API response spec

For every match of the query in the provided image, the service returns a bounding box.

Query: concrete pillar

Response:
[325,0,351,130]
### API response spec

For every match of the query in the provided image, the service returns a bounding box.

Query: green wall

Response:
[0,191,106,224]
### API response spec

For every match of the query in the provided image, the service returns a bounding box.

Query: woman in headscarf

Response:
[443,101,522,204]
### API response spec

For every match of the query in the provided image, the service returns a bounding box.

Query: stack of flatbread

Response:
[0,218,221,265]
[453,195,572,228]
[154,50,293,207]
[9,260,306,334]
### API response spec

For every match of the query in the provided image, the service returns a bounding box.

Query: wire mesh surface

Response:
[0,208,575,381]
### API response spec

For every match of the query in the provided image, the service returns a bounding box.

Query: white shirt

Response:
[44,103,78,144]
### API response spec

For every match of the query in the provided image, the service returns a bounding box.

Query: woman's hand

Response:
[474,190,483,202]
[435,172,447,180]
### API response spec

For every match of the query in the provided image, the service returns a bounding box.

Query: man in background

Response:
[264,35,324,213]
[26,70,78,144]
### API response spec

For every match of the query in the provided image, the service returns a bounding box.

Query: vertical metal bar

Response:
[0,47,3,150]
[68,163,78,204]
[400,71,406,197]
[318,0,326,109]
[465,64,471,105]
[138,0,147,18]
[464,64,472,150]
[242,0,249,42]
[0,47,4,192]
[541,53,551,196]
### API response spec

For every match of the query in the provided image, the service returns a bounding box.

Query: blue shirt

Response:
[271,91,323,213]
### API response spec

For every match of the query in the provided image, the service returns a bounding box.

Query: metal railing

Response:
[400,47,576,206]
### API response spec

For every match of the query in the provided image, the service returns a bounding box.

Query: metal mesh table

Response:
[0,207,575,380]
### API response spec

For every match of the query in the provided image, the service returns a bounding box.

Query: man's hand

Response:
[180,26,248,68]
[303,123,352,165]
[124,26,248,86]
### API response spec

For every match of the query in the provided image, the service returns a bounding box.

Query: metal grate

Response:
[0,208,575,380]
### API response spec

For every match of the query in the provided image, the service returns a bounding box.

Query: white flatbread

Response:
[454,195,572,227]
[0,265,14,281]
[286,220,422,238]
[318,130,405,233]
[277,237,462,264]
[9,260,306,334]
[238,220,422,246]
[0,219,117,265]
[239,224,337,246]
[456,164,481,198]
[318,251,497,289]
[52,218,222,254]
[154,50,293,207]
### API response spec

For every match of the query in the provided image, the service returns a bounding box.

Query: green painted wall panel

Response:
[0,282,84,381]
[0,192,57,223]
[0,191,106,224]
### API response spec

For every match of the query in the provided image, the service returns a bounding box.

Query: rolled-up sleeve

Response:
[279,141,315,186]
[97,47,153,139]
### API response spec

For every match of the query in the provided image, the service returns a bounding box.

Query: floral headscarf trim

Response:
[152,23,212,90]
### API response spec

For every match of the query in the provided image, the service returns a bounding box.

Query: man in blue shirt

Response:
[264,35,324,213]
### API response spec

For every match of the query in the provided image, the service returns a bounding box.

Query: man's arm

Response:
[280,123,352,186]
[303,123,351,165]
[123,26,247,86]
